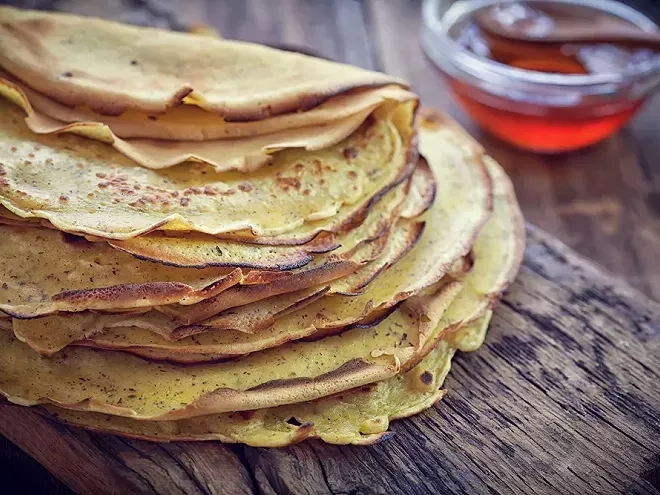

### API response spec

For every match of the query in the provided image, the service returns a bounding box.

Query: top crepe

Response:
[0,6,405,118]
[0,74,416,171]
[0,73,415,142]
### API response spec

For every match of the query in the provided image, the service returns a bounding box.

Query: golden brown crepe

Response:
[0,224,242,318]
[40,314,491,447]
[152,117,492,325]
[67,126,523,365]
[1,73,413,141]
[0,73,416,171]
[0,99,415,239]
[0,279,462,420]
[8,114,523,372]
[0,6,405,117]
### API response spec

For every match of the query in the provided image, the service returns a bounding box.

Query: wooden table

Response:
[1,1,659,494]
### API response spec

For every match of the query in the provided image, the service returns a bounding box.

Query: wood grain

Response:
[1,226,659,495]
[1,0,660,493]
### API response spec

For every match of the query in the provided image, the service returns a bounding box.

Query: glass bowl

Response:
[421,0,660,153]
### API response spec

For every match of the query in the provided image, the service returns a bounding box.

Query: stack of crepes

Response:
[0,7,524,446]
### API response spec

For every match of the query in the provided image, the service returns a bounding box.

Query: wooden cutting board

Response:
[0,225,658,495]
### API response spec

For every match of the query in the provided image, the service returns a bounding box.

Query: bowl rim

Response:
[422,0,660,89]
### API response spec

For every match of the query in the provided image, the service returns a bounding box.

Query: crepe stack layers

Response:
[0,7,524,446]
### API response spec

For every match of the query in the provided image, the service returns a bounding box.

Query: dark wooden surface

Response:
[1,0,660,494]
[1,225,659,495]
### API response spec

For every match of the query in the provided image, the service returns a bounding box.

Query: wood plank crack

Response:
[228,445,263,495]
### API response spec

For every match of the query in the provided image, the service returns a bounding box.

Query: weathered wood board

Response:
[1,225,658,495]
[1,1,660,493]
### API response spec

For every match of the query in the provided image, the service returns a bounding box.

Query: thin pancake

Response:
[11,217,424,354]
[0,136,417,245]
[64,118,522,365]
[75,281,461,364]
[34,122,521,442]
[1,73,415,140]
[0,218,400,319]
[41,315,490,447]
[0,225,249,318]
[11,112,482,354]
[12,286,331,356]
[0,99,413,239]
[0,153,419,276]
[102,158,423,269]
[155,118,489,324]
[12,117,504,364]
[155,193,421,322]
[0,280,460,420]
[13,221,451,359]
[0,6,405,117]
[153,105,419,247]
[0,110,523,426]
[0,75,416,172]
[0,205,338,271]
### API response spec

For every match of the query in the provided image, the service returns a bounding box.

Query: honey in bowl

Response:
[422,0,660,153]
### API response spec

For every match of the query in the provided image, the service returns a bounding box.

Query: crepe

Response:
[0,98,414,239]
[0,206,340,271]
[0,278,462,420]
[41,314,491,447]
[13,80,414,141]
[30,122,522,442]
[10,217,425,355]
[0,74,416,171]
[71,280,461,364]
[0,133,416,246]
[12,286,331,356]
[101,158,426,269]
[0,224,253,318]
[0,121,524,448]
[0,70,415,141]
[0,157,422,301]
[0,5,527,449]
[151,117,490,325]
[0,6,405,117]
[157,103,419,247]
[8,113,492,358]
[70,133,520,364]
[0,217,407,319]
[8,115,522,372]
